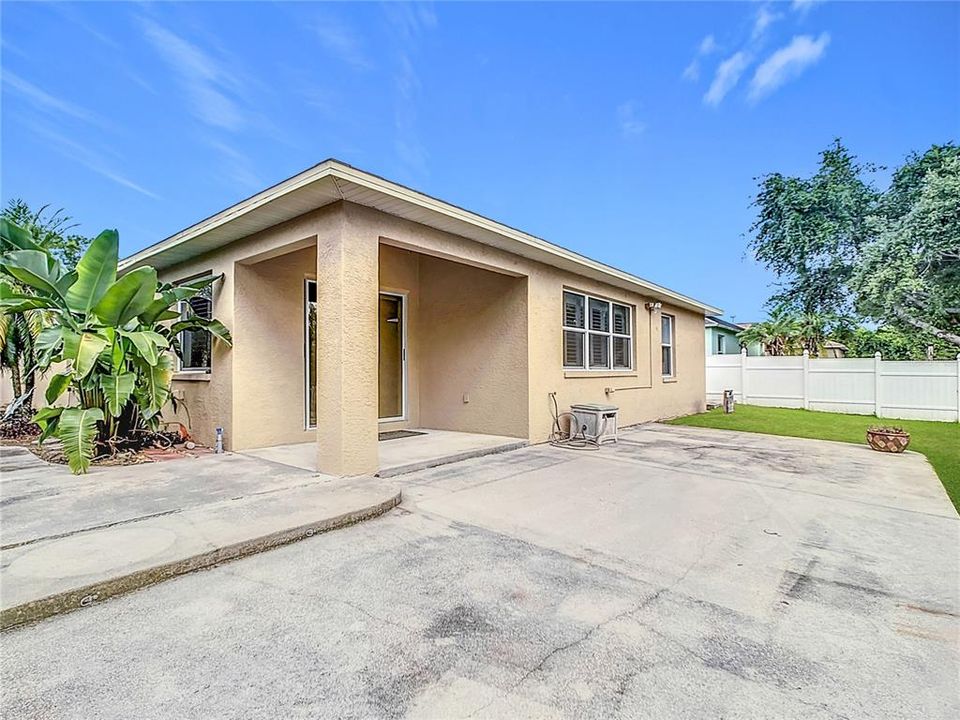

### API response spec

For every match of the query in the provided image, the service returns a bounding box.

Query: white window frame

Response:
[175,273,214,374]
[717,334,725,354]
[661,313,676,378]
[562,290,633,371]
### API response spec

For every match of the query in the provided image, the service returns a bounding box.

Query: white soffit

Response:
[120,160,721,315]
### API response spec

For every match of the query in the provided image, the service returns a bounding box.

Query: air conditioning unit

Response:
[569,403,619,445]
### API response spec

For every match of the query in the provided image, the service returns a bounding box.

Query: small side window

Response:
[661,314,675,377]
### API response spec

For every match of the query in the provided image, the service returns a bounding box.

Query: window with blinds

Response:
[178,278,213,372]
[562,290,632,370]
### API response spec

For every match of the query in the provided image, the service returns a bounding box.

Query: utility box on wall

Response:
[570,403,619,445]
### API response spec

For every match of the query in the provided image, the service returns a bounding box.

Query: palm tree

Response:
[0,200,89,411]
[796,312,833,356]
[738,308,801,356]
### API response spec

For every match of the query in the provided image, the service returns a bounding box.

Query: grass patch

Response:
[666,405,960,514]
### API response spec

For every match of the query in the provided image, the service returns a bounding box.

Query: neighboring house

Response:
[704,316,743,355]
[120,160,720,476]
[705,316,763,356]
[822,340,848,358]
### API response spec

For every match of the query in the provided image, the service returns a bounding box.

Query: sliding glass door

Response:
[305,280,317,428]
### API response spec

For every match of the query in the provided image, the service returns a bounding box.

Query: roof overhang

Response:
[120,159,722,315]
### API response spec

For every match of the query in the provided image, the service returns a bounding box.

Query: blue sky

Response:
[2,1,956,321]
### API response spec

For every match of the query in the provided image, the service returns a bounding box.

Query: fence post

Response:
[740,348,748,404]
[802,349,810,410]
[874,351,882,418]
[956,353,960,423]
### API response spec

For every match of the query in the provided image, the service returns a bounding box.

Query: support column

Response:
[315,205,380,476]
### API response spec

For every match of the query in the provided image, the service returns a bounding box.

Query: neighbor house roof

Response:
[705,316,743,332]
[120,159,721,315]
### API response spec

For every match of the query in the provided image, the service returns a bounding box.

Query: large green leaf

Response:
[100,372,136,417]
[0,297,59,312]
[170,317,233,346]
[119,329,168,366]
[34,326,63,368]
[56,407,104,474]
[45,372,72,404]
[62,330,109,378]
[139,353,174,418]
[0,217,42,252]
[32,406,64,445]
[92,267,158,326]
[64,229,118,314]
[0,249,65,300]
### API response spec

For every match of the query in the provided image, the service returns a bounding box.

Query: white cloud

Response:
[616,101,645,138]
[699,34,718,55]
[313,14,373,70]
[752,5,782,40]
[791,0,824,15]
[31,124,159,199]
[704,51,751,106]
[3,71,104,126]
[207,140,262,191]
[140,19,246,131]
[383,2,439,177]
[682,34,720,82]
[748,33,830,101]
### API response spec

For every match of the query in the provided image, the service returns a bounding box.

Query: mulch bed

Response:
[1,407,212,467]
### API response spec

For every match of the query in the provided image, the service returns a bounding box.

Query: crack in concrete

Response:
[464,522,717,718]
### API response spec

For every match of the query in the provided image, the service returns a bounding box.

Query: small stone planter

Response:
[866,426,911,453]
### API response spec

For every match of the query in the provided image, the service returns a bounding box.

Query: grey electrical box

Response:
[569,403,619,444]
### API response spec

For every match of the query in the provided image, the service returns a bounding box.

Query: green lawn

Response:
[666,405,960,514]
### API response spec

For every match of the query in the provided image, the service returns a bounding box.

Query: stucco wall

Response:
[159,205,338,449]
[525,266,706,443]
[232,246,316,449]
[419,255,529,438]
[155,200,707,459]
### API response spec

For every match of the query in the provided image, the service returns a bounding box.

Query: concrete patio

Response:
[242,428,526,477]
[3,424,957,718]
[0,446,399,629]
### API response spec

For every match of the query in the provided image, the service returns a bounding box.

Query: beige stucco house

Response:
[119,160,720,476]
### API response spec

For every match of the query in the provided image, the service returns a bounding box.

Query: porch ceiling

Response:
[119,160,721,315]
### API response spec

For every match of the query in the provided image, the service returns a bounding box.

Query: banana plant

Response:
[0,218,231,473]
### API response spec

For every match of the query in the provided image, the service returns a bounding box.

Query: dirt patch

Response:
[2,438,213,467]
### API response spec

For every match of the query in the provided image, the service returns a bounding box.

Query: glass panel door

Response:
[305,280,317,428]
[378,293,405,420]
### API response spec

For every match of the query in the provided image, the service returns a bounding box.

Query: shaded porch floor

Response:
[241,429,526,477]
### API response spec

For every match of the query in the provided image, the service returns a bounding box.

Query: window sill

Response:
[173,372,212,382]
[662,376,678,384]
[564,370,638,379]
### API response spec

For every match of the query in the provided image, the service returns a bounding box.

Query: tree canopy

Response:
[1,199,90,268]
[749,141,960,350]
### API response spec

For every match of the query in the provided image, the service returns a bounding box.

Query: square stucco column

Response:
[315,206,380,476]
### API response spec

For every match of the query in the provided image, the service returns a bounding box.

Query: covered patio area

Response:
[242,428,526,477]
[215,202,531,477]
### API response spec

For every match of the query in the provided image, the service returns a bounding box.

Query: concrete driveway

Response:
[4,424,958,719]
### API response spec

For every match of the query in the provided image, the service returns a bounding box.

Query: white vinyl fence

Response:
[707,350,960,423]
